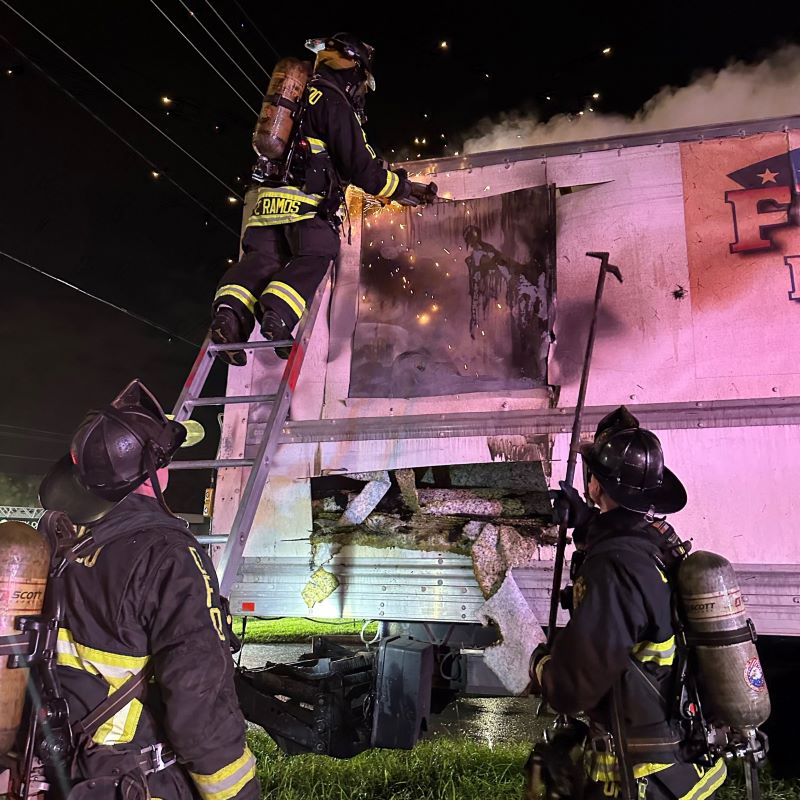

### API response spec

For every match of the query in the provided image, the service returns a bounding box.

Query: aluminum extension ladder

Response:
[168,267,331,597]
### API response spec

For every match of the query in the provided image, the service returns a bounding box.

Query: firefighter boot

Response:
[260,309,293,360]
[210,306,247,366]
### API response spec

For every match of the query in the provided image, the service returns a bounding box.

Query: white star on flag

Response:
[758,168,779,184]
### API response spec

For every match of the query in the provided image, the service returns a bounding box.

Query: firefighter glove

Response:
[394,180,438,207]
[549,481,592,528]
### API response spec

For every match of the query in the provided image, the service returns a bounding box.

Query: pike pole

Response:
[546,251,623,646]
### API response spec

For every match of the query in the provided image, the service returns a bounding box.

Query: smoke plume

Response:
[463,46,800,154]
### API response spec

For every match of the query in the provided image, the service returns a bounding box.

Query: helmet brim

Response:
[39,453,120,525]
[580,443,687,514]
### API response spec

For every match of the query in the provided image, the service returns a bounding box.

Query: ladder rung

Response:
[188,394,277,407]
[208,340,293,353]
[195,535,230,545]
[169,458,255,470]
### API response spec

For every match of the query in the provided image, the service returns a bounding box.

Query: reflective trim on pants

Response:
[214,284,258,314]
[262,280,306,318]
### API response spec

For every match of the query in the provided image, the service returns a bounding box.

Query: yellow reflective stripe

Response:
[679,759,727,800]
[214,285,257,314]
[190,747,257,800]
[56,629,148,745]
[376,170,399,198]
[590,753,672,782]
[57,629,148,672]
[263,281,306,318]
[95,697,144,746]
[632,636,676,666]
[254,186,323,203]
[246,211,317,227]
[254,190,322,204]
[306,137,327,153]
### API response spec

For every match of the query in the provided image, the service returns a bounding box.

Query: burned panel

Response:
[349,186,555,398]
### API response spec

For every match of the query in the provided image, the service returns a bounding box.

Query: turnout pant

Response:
[584,759,727,800]
[213,216,340,336]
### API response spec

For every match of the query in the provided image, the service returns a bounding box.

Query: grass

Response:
[232,617,378,644]
[247,728,800,800]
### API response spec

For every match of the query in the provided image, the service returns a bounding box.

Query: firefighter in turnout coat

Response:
[211,32,437,364]
[38,380,258,800]
[528,408,727,800]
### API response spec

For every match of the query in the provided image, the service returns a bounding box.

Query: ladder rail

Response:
[172,336,215,422]
[216,266,332,597]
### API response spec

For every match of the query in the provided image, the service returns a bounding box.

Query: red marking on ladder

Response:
[182,341,209,394]
[241,601,255,612]
[284,342,306,392]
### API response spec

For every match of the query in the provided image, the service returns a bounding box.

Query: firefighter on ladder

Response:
[210,32,437,365]
[36,380,259,800]
[527,408,728,800]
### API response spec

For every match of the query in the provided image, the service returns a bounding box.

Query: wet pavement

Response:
[237,643,549,744]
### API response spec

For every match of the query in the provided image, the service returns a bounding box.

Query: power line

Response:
[0,0,243,200]
[176,0,264,96]
[0,423,70,440]
[148,0,258,117]
[230,0,281,61]
[0,35,241,241]
[205,0,272,81]
[0,452,56,462]
[1,250,201,348]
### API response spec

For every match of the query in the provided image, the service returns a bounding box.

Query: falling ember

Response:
[497,303,502,309]
[435,262,440,267]
[362,295,366,300]
[483,185,491,192]
[446,272,450,277]
[431,304,439,312]
[443,248,451,255]
[481,330,486,336]
[418,313,431,325]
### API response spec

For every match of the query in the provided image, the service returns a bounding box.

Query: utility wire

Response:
[0,35,240,241]
[176,0,264,96]
[1,250,201,348]
[205,0,272,80]
[0,0,243,200]
[0,423,70,440]
[149,0,258,116]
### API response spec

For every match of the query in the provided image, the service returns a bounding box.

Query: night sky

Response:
[2,1,799,506]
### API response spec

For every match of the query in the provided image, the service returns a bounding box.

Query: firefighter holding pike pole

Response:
[523,253,742,800]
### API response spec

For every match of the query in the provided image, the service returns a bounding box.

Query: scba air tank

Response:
[252,57,312,160]
[678,550,770,730]
[0,521,50,755]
